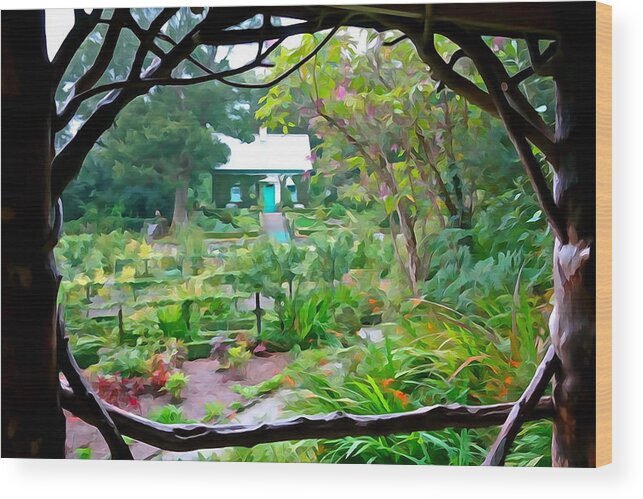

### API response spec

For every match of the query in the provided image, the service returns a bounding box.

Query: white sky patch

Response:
[45,9,75,61]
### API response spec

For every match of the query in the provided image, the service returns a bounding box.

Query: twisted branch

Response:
[483,345,559,465]
[61,386,554,453]
[57,308,133,460]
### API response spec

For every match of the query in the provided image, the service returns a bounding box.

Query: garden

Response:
[51,11,558,465]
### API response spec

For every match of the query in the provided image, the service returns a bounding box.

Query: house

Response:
[212,129,314,212]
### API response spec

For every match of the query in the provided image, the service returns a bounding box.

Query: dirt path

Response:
[65,352,291,459]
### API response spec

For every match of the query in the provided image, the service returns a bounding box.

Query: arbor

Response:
[2,4,607,466]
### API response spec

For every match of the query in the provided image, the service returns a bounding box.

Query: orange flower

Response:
[510,360,521,368]
[318,358,329,366]
[504,376,513,386]
[282,375,296,387]
[372,306,382,313]
[368,298,378,306]
[393,390,410,407]
[382,378,395,389]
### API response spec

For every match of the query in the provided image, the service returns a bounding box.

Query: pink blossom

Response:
[492,36,507,52]
[335,85,347,100]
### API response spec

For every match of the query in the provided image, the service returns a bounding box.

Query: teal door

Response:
[262,184,276,213]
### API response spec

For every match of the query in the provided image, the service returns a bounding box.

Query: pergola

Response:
[1,2,610,466]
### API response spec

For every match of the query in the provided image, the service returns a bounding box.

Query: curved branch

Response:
[219,27,339,89]
[450,31,566,242]
[57,308,133,460]
[55,32,287,131]
[52,9,103,85]
[526,37,558,77]
[74,10,129,96]
[407,28,556,163]
[483,345,559,465]
[61,386,554,453]
[383,34,409,46]
[512,41,559,84]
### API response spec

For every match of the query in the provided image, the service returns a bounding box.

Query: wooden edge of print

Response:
[595,1,612,468]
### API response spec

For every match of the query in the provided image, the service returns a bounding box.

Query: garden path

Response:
[262,212,290,242]
[65,352,291,459]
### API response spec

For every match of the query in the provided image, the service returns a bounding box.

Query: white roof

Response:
[213,132,314,173]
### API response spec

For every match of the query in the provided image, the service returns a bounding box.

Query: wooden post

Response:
[1,10,66,458]
[549,5,598,467]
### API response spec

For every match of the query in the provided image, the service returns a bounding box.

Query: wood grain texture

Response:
[596,1,612,467]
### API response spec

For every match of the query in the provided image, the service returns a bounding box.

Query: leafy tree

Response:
[257,30,542,295]
[99,87,227,229]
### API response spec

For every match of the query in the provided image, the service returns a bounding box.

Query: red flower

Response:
[382,378,395,389]
[393,390,410,407]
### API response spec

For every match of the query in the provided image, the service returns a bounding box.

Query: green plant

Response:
[202,401,226,423]
[227,345,252,368]
[157,304,190,340]
[230,373,284,399]
[70,335,107,369]
[161,372,189,401]
[99,346,150,378]
[147,404,194,424]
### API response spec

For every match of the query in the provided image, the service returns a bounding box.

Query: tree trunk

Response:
[549,12,597,467]
[1,10,66,458]
[172,172,189,229]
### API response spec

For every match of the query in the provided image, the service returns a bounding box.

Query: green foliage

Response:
[202,401,226,423]
[205,440,319,463]
[147,404,195,424]
[161,372,189,400]
[230,374,284,399]
[70,335,107,368]
[99,346,149,378]
[227,345,252,368]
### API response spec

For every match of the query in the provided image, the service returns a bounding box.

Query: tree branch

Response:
[57,308,133,460]
[483,345,559,466]
[74,10,129,96]
[450,31,566,242]
[219,27,339,89]
[51,9,103,85]
[407,28,557,163]
[383,34,409,46]
[61,385,553,453]
[526,37,558,77]
[51,12,285,199]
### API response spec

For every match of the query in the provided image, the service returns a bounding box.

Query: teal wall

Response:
[212,171,310,209]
